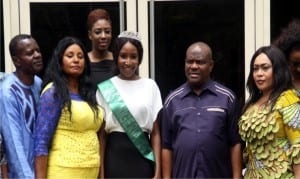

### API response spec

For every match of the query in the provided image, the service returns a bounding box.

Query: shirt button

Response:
[197,112,200,115]
[197,129,201,133]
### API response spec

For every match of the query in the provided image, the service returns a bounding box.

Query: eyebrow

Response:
[253,63,271,66]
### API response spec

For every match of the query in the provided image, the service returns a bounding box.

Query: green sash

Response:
[98,79,155,162]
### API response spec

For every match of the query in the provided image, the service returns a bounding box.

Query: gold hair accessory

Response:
[118,31,141,42]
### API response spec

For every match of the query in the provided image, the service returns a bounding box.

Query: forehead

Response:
[186,46,207,60]
[17,38,37,51]
[92,19,111,28]
[64,44,82,52]
[253,53,272,65]
[120,42,137,51]
[289,50,300,60]
[254,53,271,65]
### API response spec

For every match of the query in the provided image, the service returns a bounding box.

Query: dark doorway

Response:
[154,0,245,106]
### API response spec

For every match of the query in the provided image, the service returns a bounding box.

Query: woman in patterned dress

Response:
[239,45,300,178]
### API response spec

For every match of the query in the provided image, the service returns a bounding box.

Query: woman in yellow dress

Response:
[34,37,104,178]
[239,45,300,178]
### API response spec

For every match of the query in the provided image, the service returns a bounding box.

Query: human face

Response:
[14,38,43,75]
[117,42,139,80]
[253,53,273,95]
[88,19,112,51]
[62,44,85,79]
[289,49,300,79]
[185,46,213,88]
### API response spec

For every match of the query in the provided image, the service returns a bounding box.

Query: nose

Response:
[254,68,264,77]
[100,31,106,38]
[34,50,42,58]
[124,58,131,65]
[72,56,80,63]
[190,61,199,69]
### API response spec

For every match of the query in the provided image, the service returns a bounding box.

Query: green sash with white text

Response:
[98,79,155,162]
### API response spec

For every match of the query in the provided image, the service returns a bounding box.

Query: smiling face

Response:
[14,38,43,75]
[88,19,112,52]
[185,44,213,89]
[117,42,139,80]
[253,53,274,95]
[62,44,85,79]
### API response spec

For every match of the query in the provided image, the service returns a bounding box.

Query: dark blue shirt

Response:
[161,80,241,178]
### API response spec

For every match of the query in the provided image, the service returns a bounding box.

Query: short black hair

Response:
[9,34,32,57]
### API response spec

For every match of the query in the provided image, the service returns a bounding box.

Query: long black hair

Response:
[243,45,293,112]
[42,36,98,119]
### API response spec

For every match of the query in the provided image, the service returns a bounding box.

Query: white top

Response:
[96,76,163,133]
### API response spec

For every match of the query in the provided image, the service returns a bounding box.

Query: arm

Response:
[1,164,8,179]
[34,86,61,178]
[293,164,300,179]
[230,143,242,179]
[151,120,161,179]
[162,148,172,178]
[98,122,106,179]
[1,90,34,178]
[35,156,48,179]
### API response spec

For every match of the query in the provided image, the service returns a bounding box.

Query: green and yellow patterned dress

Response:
[239,89,300,178]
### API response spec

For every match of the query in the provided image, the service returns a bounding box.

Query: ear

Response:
[88,30,92,40]
[12,56,21,67]
[209,59,214,72]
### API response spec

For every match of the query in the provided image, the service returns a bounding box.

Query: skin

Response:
[117,42,139,80]
[253,53,274,105]
[289,49,300,89]
[62,44,85,94]
[162,42,242,178]
[13,38,43,85]
[1,165,8,179]
[35,44,86,179]
[88,19,113,62]
[184,42,213,95]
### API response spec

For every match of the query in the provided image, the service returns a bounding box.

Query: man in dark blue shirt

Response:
[161,42,242,178]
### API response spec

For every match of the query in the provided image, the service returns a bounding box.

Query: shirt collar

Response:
[180,79,217,98]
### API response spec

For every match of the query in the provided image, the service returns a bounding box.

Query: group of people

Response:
[0,8,299,179]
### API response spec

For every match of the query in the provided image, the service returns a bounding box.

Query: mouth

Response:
[71,66,82,71]
[256,80,265,85]
[98,41,109,46]
[33,60,43,66]
[189,73,200,78]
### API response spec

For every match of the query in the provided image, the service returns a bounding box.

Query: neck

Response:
[89,49,112,62]
[293,76,300,90]
[68,78,79,94]
[15,71,34,85]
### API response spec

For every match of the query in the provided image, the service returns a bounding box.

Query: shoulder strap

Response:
[98,79,155,162]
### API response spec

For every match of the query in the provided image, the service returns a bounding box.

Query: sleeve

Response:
[151,81,163,122]
[1,88,33,177]
[281,102,300,165]
[34,86,62,156]
[161,98,173,150]
[276,90,300,165]
[227,93,243,146]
